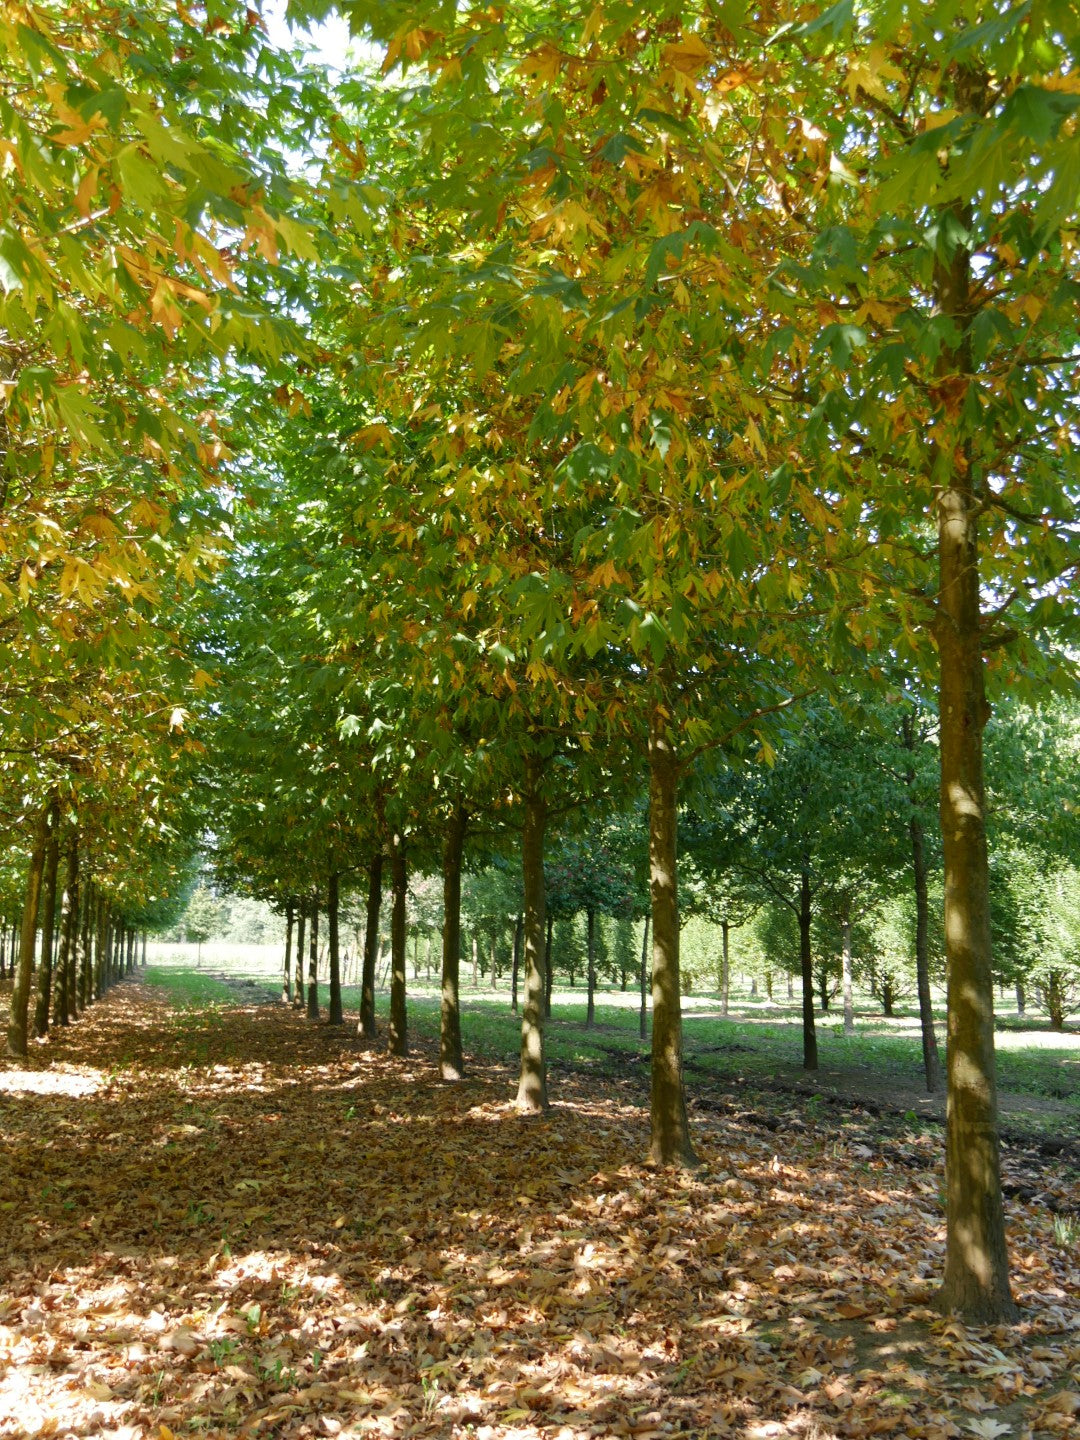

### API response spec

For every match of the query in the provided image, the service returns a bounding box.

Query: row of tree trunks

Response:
[6,807,144,1058]
[439,803,467,1081]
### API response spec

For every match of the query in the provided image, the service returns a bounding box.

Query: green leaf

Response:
[1002,85,1080,144]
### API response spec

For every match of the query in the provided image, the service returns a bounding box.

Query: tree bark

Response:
[328,873,343,1024]
[799,861,818,1071]
[440,802,467,1080]
[585,905,596,1028]
[359,852,382,1040]
[54,835,78,1028]
[388,831,408,1056]
[7,803,50,1057]
[648,703,696,1166]
[282,899,294,1004]
[306,899,320,1019]
[1014,979,1025,1017]
[294,902,307,1008]
[32,804,61,1038]
[94,896,107,998]
[78,881,93,1010]
[933,210,1014,1323]
[841,915,854,1034]
[515,762,548,1112]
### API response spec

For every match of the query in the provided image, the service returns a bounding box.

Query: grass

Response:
[143,965,237,1008]
[139,959,1079,1136]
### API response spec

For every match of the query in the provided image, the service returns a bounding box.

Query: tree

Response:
[767,3,1080,1321]
[182,885,223,967]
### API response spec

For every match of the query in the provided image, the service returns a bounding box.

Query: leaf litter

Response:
[0,981,1076,1440]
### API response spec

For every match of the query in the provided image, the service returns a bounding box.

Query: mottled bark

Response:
[440,803,468,1080]
[359,853,382,1041]
[515,765,548,1112]
[388,832,407,1056]
[648,706,696,1166]
[933,208,1014,1323]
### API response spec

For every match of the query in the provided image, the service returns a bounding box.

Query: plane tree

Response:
[761,1,1080,1321]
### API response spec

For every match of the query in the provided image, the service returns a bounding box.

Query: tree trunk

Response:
[818,963,830,1013]
[799,862,818,1071]
[32,804,62,1038]
[78,881,93,1011]
[882,975,895,1018]
[388,831,407,1055]
[7,803,50,1057]
[359,853,382,1040]
[933,210,1013,1323]
[585,905,597,1028]
[328,873,343,1025]
[1046,971,1065,1030]
[55,835,78,1028]
[440,802,467,1081]
[1014,979,1025,1017]
[511,911,522,1014]
[639,913,650,1039]
[911,807,942,1092]
[842,916,854,1034]
[306,899,319,1019]
[294,902,307,1009]
[720,918,730,1017]
[515,762,548,1112]
[283,900,294,1004]
[648,703,696,1166]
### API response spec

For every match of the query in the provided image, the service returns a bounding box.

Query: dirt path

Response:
[1,980,1077,1440]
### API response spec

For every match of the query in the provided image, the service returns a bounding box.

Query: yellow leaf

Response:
[845,45,904,103]
[663,35,712,75]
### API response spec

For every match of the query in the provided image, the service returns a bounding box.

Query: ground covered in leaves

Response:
[1,981,1077,1440]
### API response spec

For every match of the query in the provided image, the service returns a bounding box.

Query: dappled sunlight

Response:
[0,983,1077,1439]
[0,1065,102,1097]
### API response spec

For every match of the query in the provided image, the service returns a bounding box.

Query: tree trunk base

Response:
[932,1283,1018,1326]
